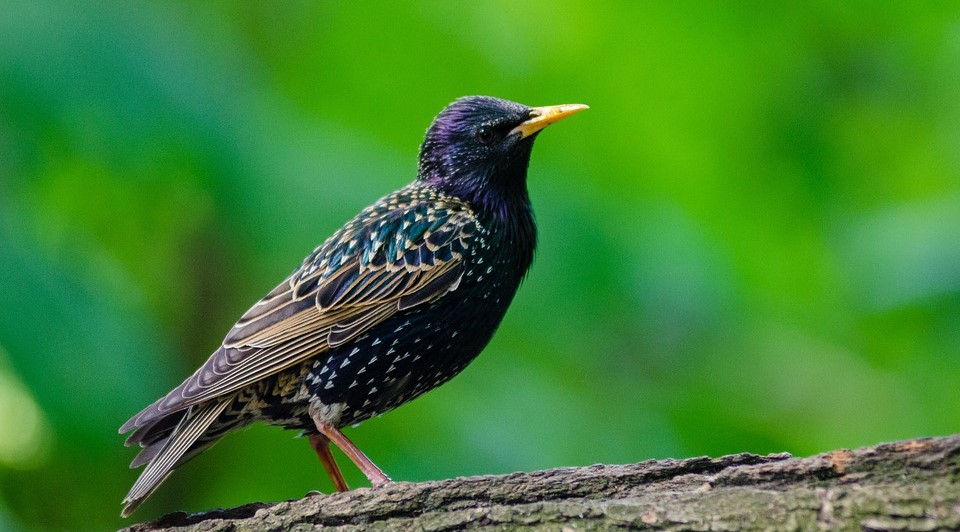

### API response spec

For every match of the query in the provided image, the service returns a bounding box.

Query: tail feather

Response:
[125,411,185,447]
[121,398,231,517]
[129,439,167,469]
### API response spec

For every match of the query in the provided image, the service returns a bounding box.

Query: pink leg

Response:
[308,433,350,492]
[311,414,391,488]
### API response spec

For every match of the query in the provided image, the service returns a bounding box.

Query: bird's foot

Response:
[367,470,392,488]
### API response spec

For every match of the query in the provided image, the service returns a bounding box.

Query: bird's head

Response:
[418,96,587,218]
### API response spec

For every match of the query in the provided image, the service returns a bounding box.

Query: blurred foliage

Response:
[1,1,959,529]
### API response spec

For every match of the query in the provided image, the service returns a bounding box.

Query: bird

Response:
[118,95,587,517]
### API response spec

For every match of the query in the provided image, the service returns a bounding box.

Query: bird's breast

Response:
[302,232,529,428]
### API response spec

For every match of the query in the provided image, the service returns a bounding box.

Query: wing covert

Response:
[120,188,478,434]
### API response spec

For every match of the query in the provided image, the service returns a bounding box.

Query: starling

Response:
[119,96,587,517]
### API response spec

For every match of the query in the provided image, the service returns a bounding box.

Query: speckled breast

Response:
[303,239,524,428]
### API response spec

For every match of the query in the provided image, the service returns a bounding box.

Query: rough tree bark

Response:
[125,434,960,531]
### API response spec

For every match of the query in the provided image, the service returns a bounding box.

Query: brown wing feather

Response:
[120,188,476,434]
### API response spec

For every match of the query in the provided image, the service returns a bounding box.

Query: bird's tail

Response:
[121,398,232,517]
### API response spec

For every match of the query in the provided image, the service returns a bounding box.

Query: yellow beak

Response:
[510,103,589,139]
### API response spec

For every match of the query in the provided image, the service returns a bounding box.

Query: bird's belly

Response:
[304,279,517,428]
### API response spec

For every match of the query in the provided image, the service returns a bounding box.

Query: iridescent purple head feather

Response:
[417,96,538,219]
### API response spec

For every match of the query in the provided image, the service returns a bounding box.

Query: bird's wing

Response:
[120,191,477,433]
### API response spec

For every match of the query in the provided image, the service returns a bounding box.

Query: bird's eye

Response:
[475,126,495,145]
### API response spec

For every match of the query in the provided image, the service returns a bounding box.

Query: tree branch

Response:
[124,434,960,531]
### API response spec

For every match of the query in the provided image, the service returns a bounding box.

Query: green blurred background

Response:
[1,1,959,529]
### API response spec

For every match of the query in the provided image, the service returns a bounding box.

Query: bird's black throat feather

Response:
[417,96,539,270]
